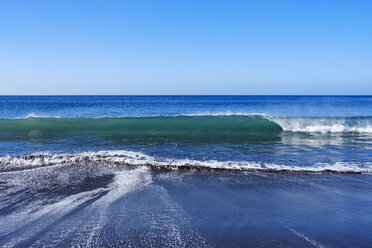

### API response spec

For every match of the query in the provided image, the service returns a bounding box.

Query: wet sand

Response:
[0,164,371,247]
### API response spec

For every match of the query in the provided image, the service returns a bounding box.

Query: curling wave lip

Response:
[0,115,283,143]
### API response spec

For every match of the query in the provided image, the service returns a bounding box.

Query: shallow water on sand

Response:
[0,165,371,247]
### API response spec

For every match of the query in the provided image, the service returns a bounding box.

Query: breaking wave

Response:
[271,116,372,133]
[0,115,371,145]
[0,115,282,142]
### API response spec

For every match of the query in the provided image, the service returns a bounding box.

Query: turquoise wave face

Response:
[0,115,283,143]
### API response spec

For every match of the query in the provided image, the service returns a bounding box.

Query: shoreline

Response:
[0,161,367,175]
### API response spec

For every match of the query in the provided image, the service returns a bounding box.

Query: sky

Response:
[0,0,371,95]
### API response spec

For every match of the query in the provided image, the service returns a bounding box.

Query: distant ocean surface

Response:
[1,96,371,247]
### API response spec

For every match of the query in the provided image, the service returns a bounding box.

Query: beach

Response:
[1,165,371,247]
[0,95,371,247]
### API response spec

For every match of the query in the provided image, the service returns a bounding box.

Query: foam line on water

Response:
[0,150,371,174]
[287,227,327,248]
[270,116,372,133]
[0,166,152,247]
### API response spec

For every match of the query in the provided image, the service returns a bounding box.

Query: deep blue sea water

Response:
[1,95,372,118]
[0,96,371,247]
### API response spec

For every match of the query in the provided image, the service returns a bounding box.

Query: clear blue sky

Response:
[0,0,371,95]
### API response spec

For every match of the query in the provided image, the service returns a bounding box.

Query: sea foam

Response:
[1,150,371,174]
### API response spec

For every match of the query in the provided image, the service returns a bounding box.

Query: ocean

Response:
[0,96,371,247]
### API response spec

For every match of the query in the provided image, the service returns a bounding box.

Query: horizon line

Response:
[0,94,371,97]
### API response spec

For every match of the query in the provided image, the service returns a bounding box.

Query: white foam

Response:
[1,150,371,174]
[0,165,152,247]
[0,188,104,238]
[282,124,372,133]
[270,117,372,133]
[287,227,327,248]
[21,113,61,119]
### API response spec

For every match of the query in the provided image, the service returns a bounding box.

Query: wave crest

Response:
[270,116,372,133]
[3,115,372,137]
[0,115,282,142]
